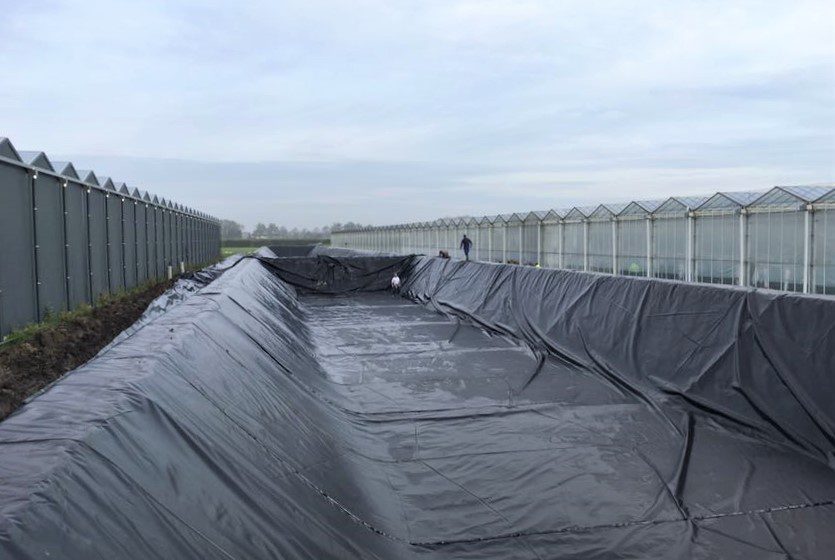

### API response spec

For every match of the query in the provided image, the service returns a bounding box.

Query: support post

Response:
[30,171,41,321]
[61,181,70,310]
[558,222,564,269]
[536,222,542,266]
[85,187,94,302]
[611,219,617,274]
[120,198,127,289]
[133,200,139,286]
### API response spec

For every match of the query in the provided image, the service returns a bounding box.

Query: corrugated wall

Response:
[0,145,221,338]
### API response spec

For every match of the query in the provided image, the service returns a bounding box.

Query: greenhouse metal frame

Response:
[331,185,835,295]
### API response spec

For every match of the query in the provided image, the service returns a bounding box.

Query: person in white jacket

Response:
[391,273,402,295]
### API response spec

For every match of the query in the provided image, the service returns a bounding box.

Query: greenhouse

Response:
[332,186,835,294]
[0,136,220,338]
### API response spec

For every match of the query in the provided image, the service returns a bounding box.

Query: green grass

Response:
[0,280,167,347]
[221,246,260,257]
[223,238,328,248]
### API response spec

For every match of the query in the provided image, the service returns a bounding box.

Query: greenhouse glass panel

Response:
[490,225,504,263]
[747,210,804,292]
[617,219,647,276]
[477,223,490,260]
[504,225,521,263]
[542,223,560,268]
[813,207,835,295]
[522,220,539,265]
[563,222,585,270]
[652,216,688,280]
[588,220,613,273]
[695,213,740,285]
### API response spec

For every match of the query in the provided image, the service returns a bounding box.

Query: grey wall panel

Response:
[172,213,183,270]
[192,219,198,264]
[155,208,165,276]
[175,214,183,266]
[188,216,198,264]
[106,196,124,292]
[135,204,148,283]
[196,219,202,264]
[87,189,109,299]
[187,217,194,265]
[165,212,174,267]
[0,163,37,336]
[122,201,137,289]
[65,181,90,307]
[147,207,157,280]
[0,153,217,336]
[33,174,67,317]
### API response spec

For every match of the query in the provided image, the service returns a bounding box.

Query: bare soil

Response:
[0,281,172,420]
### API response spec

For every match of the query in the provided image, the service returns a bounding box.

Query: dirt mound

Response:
[0,281,171,420]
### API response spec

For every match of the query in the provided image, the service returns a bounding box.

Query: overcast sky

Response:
[1,0,833,229]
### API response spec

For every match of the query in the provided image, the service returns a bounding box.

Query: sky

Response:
[1,0,833,230]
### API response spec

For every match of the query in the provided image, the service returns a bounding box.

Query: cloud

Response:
[1,0,832,228]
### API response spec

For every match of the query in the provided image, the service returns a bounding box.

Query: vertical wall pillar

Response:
[61,181,71,310]
[105,193,112,290]
[120,198,127,289]
[558,222,564,269]
[29,171,41,321]
[133,201,139,283]
[611,220,617,275]
[85,187,94,302]
[536,222,542,266]
[803,205,812,293]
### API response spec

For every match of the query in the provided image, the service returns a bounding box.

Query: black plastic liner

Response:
[258,254,415,294]
[0,254,833,559]
[267,244,320,257]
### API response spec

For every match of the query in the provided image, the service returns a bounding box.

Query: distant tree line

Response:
[220,220,369,240]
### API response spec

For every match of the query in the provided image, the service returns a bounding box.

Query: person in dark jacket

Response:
[460,234,473,260]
